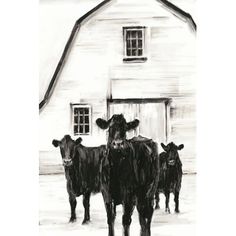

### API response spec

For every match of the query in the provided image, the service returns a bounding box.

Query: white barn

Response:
[39,0,196,175]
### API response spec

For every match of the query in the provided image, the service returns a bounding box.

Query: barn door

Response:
[108,101,167,143]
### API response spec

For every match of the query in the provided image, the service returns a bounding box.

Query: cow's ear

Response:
[75,137,82,145]
[52,139,60,147]
[127,119,139,131]
[161,143,168,152]
[96,118,110,129]
[178,144,184,150]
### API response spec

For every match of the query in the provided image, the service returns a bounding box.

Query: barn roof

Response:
[39,0,196,111]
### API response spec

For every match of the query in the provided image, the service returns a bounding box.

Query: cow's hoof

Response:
[175,209,180,213]
[165,208,170,214]
[155,205,160,210]
[69,217,76,223]
[82,219,90,225]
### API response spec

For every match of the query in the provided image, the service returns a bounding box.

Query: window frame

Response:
[71,104,92,136]
[123,26,147,63]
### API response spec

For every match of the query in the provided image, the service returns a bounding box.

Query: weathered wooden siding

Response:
[39,0,196,174]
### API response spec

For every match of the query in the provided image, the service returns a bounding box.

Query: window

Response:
[72,105,91,135]
[123,26,147,62]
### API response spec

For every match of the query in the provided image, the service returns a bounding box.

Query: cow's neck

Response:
[107,142,136,186]
[166,165,179,178]
[108,148,128,166]
[64,165,75,181]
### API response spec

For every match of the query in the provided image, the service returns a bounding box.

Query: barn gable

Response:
[39,0,196,111]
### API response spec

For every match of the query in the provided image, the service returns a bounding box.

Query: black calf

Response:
[155,142,184,213]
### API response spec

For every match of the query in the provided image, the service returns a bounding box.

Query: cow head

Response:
[52,135,82,167]
[161,142,184,166]
[96,114,139,149]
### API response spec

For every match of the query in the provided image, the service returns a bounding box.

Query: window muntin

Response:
[72,105,91,135]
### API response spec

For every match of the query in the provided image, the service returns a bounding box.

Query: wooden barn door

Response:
[108,99,169,143]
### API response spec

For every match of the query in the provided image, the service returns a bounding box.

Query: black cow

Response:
[155,142,184,213]
[96,114,159,236]
[52,135,106,223]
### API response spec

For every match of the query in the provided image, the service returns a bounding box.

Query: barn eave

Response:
[39,0,113,112]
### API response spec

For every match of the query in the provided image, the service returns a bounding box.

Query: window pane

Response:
[74,108,79,115]
[138,49,143,56]
[138,39,142,48]
[131,49,136,56]
[127,40,131,48]
[126,31,131,40]
[138,30,142,39]
[79,115,84,124]
[85,116,89,123]
[85,125,89,133]
[127,49,131,56]
[131,39,136,48]
[78,108,83,115]
[74,116,78,124]
[74,125,78,134]
[84,108,89,115]
[79,125,83,134]
[131,31,137,38]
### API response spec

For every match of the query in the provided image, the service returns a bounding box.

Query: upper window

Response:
[123,26,147,62]
[72,105,91,135]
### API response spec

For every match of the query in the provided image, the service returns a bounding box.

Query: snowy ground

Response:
[39,174,196,236]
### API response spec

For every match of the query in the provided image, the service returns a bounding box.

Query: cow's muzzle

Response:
[111,140,124,149]
[168,160,175,166]
[63,159,73,167]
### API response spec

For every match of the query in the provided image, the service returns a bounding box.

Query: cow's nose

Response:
[168,160,175,165]
[111,141,117,149]
[63,159,72,166]
[112,140,124,149]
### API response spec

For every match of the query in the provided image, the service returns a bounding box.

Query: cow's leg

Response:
[82,192,91,224]
[122,201,135,236]
[104,202,116,236]
[174,190,180,213]
[164,191,170,213]
[113,204,117,218]
[67,179,77,223]
[137,199,154,236]
[69,195,77,223]
[145,200,154,236]
[155,192,160,210]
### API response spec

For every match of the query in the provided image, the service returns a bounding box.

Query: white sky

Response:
[39,0,196,102]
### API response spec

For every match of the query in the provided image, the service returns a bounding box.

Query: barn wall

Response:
[39,0,196,174]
